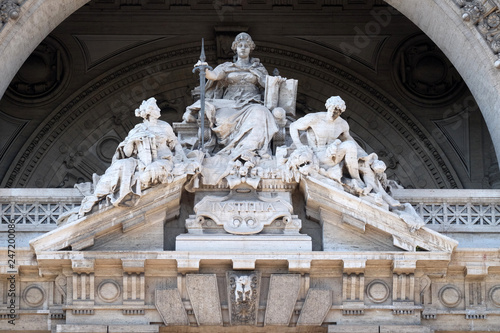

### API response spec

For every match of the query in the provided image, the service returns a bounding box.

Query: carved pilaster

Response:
[464,265,487,319]
[392,273,415,315]
[122,272,145,305]
[71,273,95,315]
[342,273,365,315]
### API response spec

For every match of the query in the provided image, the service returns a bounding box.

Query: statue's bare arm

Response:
[290,116,315,148]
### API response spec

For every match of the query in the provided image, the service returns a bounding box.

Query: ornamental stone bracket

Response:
[455,0,500,67]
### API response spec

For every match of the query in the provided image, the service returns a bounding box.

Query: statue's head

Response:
[135,97,161,120]
[325,96,346,116]
[231,32,256,52]
[371,159,387,174]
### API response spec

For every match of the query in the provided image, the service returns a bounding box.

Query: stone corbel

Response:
[71,259,94,274]
[343,259,366,275]
[465,264,488,278]
[392,259,417,274]
[176,259,200,274]
[122,259,145,274]
[288,259,311,273]
[232,259,255,270]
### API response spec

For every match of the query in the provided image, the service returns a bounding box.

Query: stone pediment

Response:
[301,177,458,253]
[29,176,186,254]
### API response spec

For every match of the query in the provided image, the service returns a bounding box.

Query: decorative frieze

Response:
[393,273,415,302]
[438,285,462,308]
[22,284,46,308]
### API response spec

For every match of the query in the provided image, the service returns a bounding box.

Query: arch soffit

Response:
[0,1,498,161]
[2,42,459,189]
[385,0,500,165]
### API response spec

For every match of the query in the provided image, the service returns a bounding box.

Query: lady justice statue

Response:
[183,32,280,162]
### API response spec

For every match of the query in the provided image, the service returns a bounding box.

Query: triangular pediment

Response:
[301,177,458,253]
[29,176,186,254]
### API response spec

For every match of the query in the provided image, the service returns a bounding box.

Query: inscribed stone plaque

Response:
[297,288,332,326]
[155,289,189,326]
[186,274,223,326]
[265,274,301,326]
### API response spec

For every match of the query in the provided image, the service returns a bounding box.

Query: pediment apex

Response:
[29,176,186,254]
[302,177,458,253]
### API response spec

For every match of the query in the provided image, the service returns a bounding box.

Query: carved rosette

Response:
[227,271,260,326]
[392,34,464,106]
[7,35,70,104]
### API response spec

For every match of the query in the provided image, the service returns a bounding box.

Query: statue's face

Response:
[326,105,342,120]
[146,105,161,120]
[236,42,251,59]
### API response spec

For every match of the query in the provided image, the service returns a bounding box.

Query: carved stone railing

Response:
[0,188,82,232]
[392,189,500,233]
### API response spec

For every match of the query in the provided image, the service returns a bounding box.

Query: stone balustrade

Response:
[0,189,82,231]
[393,189,500,248]
[1,188,499,247]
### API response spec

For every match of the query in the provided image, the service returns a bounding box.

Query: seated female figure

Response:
[184,33,279,161]
[78,97,185,216]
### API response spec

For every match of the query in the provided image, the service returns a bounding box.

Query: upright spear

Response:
[192,38,212,151]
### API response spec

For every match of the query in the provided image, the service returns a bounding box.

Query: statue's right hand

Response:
[194,60,208,68]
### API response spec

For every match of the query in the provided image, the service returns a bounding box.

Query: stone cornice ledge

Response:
[34,250,455,274]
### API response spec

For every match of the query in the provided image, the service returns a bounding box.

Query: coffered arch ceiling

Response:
[0,1,497,189]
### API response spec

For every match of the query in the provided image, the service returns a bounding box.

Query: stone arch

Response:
[1,43,459,189]
[0,0,88,99]
[385,0,500,164]
[0,0,498,178]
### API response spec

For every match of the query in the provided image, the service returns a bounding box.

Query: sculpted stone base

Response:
[176,234,312,252]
